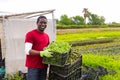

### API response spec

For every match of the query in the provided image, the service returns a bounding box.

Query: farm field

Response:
[57,28,120,80]
[2,28,120,80]
[56,28,120,42]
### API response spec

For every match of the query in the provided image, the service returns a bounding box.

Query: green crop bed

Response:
[57,28,120,80]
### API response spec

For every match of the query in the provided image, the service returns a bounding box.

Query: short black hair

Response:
[36,16,47,24]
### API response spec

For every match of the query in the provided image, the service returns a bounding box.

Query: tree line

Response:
[56,8,106,25]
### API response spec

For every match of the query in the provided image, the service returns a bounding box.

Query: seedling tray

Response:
[43,50,71,66]
[49,67,81,80]
[50,54,82,76]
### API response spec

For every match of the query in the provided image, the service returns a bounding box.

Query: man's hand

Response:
[40,50,53,57]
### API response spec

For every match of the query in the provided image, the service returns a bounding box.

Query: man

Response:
[25,16,52,80]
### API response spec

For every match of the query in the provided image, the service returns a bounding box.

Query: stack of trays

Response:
[49,52,82,80]
[49,68,81,80]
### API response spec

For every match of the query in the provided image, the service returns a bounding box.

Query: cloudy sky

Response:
[0,0,120,23]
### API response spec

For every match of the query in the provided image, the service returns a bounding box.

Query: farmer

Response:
[24,15,53,80]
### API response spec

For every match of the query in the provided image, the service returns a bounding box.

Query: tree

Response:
[82,8,90,24]
[59,14,73,25]
[88,13,105,25]
[71,15,85,25]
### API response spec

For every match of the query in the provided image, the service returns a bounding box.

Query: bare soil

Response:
[57,28,120,34]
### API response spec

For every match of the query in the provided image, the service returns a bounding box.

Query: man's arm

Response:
[25,42,52,57]
[25,42,40,55]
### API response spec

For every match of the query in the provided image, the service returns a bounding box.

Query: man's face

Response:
[37,18,47,32]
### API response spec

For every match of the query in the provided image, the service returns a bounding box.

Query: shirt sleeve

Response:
[24,32,33,55]
[25,42,33,55]
[25,32,33,44]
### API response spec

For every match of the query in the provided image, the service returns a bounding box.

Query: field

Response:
[57,28,120,80]
[2,28,120,80]
[57,28,120,41]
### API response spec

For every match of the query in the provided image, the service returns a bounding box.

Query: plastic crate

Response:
[50,52,82,75]
[49,67,81,80]
[43,49,71,66]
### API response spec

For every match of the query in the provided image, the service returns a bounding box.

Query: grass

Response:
[82,53,120,70]
[56,28,120,42]
[82,53,120,80]
[57,28,120,80]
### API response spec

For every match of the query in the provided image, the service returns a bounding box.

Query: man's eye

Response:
[40,22,47,24]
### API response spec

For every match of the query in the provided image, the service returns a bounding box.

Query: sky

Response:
[0,0,120,23]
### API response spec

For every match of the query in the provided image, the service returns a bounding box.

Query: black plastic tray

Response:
[43,50,71,66]
[49,67,81,80]
[50,55,82,75]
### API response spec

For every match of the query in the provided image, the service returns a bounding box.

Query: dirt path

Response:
[57,28,120,34]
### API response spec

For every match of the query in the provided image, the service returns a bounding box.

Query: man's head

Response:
[36,16,47,32]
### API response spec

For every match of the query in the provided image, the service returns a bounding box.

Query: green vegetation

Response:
[43,41,71,66]
[57,28,120,80]
[57,28,120,42]
[83,53,120,80]
[57,8,105,25]
[56,8,120,28]
[2,71,23,80]
[57,32,120,41]
[44,41,71,54]
[2,28,120,80]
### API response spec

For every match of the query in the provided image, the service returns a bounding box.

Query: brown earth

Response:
[57,28,120,34]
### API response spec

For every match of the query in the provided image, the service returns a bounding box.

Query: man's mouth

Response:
[41,26,45,29]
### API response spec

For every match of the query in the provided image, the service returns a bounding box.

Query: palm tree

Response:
[82,8,89,24]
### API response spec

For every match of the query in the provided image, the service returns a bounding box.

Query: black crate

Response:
[43,50,71,66]
[50,53,82,75]
[49,67,81,80]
